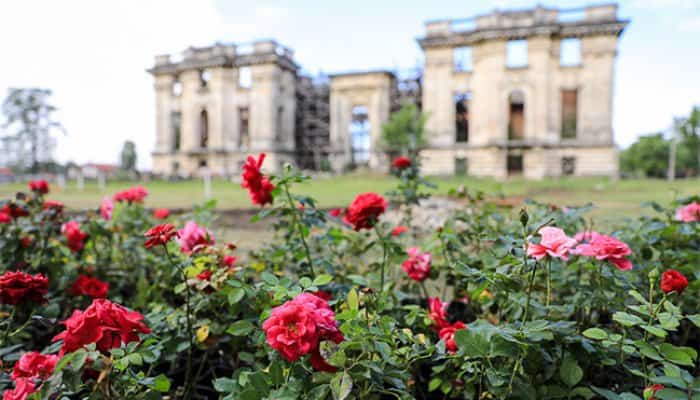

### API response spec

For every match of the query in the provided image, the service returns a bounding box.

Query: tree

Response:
[380,104,427,155]
[1,88,64,173]
[679,106,700,172]
[621,133,695,178]
[120,140,137,172]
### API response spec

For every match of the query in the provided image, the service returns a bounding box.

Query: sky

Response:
[0,0,698,169]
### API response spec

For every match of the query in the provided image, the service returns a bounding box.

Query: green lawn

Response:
[1,174,697,225]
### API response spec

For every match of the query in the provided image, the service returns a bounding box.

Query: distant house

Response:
[0,168,14,183]
[81,163,120,179]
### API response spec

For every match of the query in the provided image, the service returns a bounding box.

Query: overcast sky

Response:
[0,0,698,169]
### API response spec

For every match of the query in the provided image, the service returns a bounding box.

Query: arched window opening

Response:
[170,111,181,151]
[455,92,471,143]
[199,109,209,148]
[349,106,370,166]
[199,69,211,88]
[508,91,525,140]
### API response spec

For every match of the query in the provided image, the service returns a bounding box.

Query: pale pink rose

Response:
[573,230,603,243]
[675,202,700,223]
[177,221,215,254]
[100,196,114,221]
[575,234,633,271]
[527,227,577,260]
[401,247,431,281]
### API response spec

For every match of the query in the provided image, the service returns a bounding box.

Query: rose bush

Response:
[0,160,697,400]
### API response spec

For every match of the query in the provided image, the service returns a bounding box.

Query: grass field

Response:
[1,174,697,225]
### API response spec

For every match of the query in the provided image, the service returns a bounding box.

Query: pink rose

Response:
[401,247,431,282]
[527,227,577,260]
[575,233,633,271]
[177,221,215,254]
[675,201,700,222]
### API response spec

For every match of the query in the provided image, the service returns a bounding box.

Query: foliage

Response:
[380,104,427,154]
[119,141,137,173]
[0,159,698,400]
[620,133,695,178]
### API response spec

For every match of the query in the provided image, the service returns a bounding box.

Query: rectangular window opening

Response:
[238,67,252,89]
[506,40,528,68]
[454,47,473,72]
[561,89,578,139]
[455,157,467,176]
[238,107,250,148]
[560,38,581,67]
[507,154,523,175]
[562,157,576,176]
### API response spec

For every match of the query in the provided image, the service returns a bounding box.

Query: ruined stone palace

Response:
[149,4,628,179]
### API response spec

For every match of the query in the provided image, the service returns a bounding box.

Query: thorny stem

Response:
[522,262,538,325]
[419,281,430,300]
[283,182,315,278]
[374,224,388,296]
[163,244,194,400]
[546,257,552,312]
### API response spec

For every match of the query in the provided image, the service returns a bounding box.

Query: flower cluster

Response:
[2,377,37,400]
[675,201,700,222]
[401,247,431,281]
[343,192,387,231]
[61,220,88,253]
[0,271,49,305]
[52,298,151,355]
[241,153,275,206]
[428,297,466,353]
[28,180,50,195]
[262,293,343,371]
[11,352,58,380]
[70,274,109,298]
[113,186,148,204]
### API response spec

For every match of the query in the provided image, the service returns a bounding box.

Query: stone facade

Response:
[149,4,627,179]
[418,4,627,178]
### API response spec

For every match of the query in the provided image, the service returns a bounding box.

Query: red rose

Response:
[20,237,33,249]
[392,156,411,169]
[52,299,150,355]
[2,378,36,400]
[70,274,109,299]
[660,269,688,294]
[153,208,170,219]
[113,186,148,204]
[401,247,431,282]
[61,221,87,253]
[439,321,466,353]
[262,293,343,369]
[575,233,633,271]
[329,208,343,218]
[28,180,49,195]
[0,212,11,224]
[223,255,237,268]
[428,297,450,331]
[1,203,28,219]
[11,351,58,380]
[42,200,64,212]
[144,223,178,248]
[391,225,409,237]
[196,270,212,281]
[644,384,664,400]
[343,192,387,231]
[0,271,48,305]
[312,290,333,301]
[241,153,275,206]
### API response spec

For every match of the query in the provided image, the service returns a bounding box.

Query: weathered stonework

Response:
[149,4,627,179]
[418,4,627,178]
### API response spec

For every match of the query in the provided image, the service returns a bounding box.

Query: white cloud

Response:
[254,6,288,18]
[678,16,700,31]
[629,0,698,9]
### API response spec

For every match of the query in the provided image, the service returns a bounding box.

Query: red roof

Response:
[83,163,119,172]
[0,167,13,176]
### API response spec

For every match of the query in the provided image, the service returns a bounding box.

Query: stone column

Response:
[422,47,454,147]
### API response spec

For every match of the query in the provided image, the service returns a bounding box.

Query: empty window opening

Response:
[454,47,473,72]
[561,89,578,139]
[558,9,586,23]
[170,111,181,151]
[560,38,581,66]
[507,154,523,175]
[172,78,182,96]
[238,107,249,148]
[238,67,252,88]
[455,93,471,143]
[506,40,528,68]
[349,106,371,165]
[508,91,525,140]
[455,157,468,176]
[276,106,284,140]
[199,160,208,168]
[562,157,576,176]
[199,109,209,148]
[199,70,211,88]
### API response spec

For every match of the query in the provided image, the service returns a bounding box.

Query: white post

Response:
[76,172,84,192]
[203,169,212,199]
[57,174,66,191]
[98,171,106,192]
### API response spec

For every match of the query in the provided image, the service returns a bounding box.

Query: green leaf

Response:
[658,343,696,366]
[686,315,700,328]
[347,289,359,311]
[331,371,353,400]
[227,320,256,336]
[227,288,245,304]
[582,328,608,340]
[312,274,333,286]
[560,357,583,387]
[307,385,330,400]
[613,312,644,327]
[642,325,667,338]
[655,388,690,400]
[454,328,488,357]
[150,374,171,392]
[428,377,442,392]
